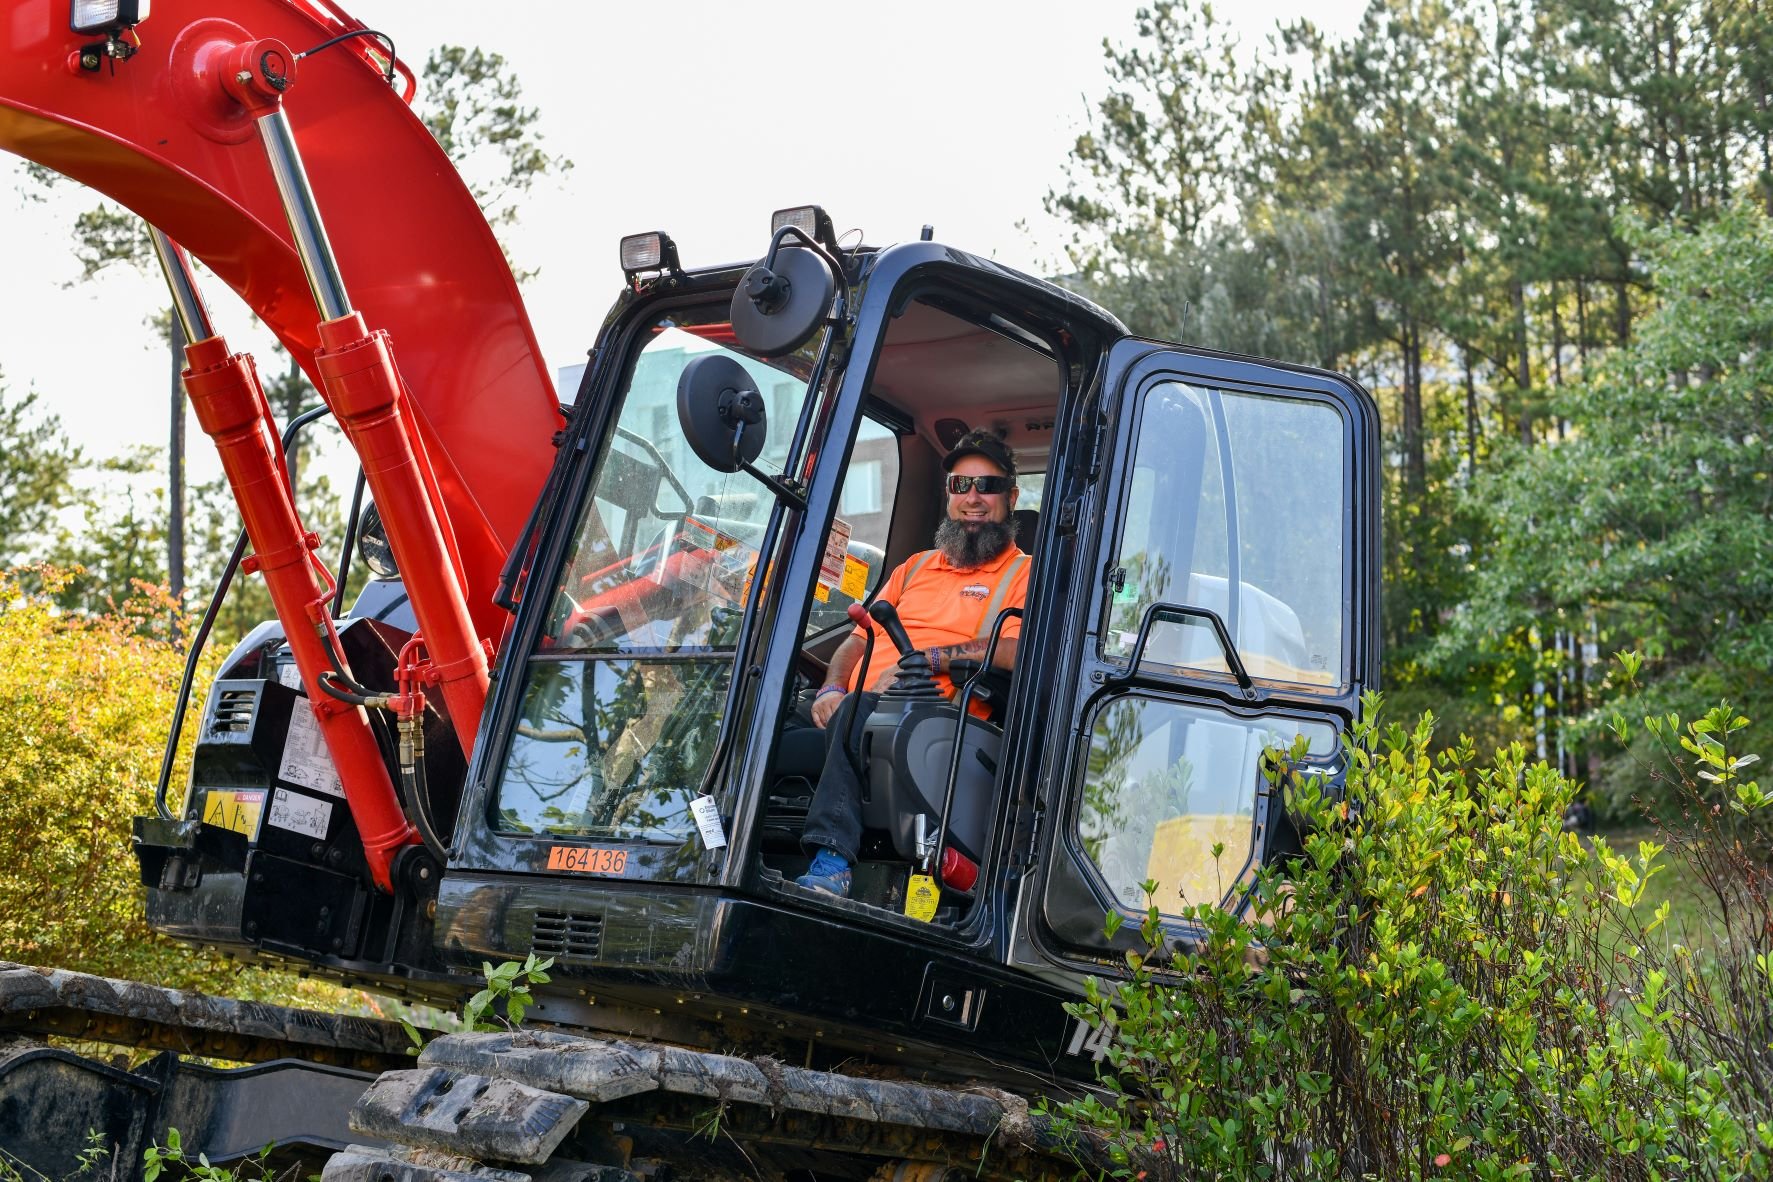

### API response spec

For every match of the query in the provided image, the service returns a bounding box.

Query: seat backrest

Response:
[1012,508,1040,556]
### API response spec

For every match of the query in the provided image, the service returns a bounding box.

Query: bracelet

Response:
[928,646,943,675]
[815,685,846,700]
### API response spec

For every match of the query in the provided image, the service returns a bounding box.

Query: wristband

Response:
[929,646,943,675]
[815,685,846,700]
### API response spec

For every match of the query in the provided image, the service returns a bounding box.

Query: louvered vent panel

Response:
[531,910,604,958]
[213,689,257,733]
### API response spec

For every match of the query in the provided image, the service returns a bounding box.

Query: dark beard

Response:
[934,517,1016,568]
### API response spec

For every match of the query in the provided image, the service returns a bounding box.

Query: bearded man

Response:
[796,430,1029,897]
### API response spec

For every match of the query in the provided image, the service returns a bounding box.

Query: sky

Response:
[1,0,1365,487]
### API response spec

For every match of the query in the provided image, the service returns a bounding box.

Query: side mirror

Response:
[676,354,768,474]
[730,243,835,358]
[675,354,808,513]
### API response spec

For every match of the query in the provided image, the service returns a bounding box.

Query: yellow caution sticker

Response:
[202,789,265,838]
[840,554,869,601]
[904,873,941,922]
[813,582,831,602]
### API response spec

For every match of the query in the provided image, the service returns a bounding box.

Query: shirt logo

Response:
[959,583,990,600]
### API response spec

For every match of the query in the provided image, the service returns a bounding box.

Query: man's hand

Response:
[869,664,902,693]
[811,689,846,729]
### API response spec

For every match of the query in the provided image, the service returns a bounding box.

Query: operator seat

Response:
[1012,508,1040,556]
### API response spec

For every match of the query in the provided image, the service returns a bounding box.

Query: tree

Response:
[1436,200,1773,810]
[0,378,82,568]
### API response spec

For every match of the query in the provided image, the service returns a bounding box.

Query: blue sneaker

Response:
[795,848,852,897]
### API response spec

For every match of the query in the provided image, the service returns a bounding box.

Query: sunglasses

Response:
[946,474,1013,495]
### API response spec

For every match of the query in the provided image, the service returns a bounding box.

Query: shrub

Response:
[0,570,300,1001]
[1050,695,1762,1181]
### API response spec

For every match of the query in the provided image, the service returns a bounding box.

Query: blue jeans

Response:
[799,691,881,865]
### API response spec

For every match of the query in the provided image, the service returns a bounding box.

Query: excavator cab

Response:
[425,211,1379,1074]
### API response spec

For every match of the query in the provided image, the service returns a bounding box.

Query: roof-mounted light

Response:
[770,205,839,255]
[618,231,680,279]
[70,0,148,35]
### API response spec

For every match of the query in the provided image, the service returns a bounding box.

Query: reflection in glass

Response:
[1106,381,1346,688]
[1080,696,1333,913]
[499,658,730,839]
[495,309,818,844]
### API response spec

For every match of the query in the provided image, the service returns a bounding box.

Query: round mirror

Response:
[729,245,834,358]
[357,501,398,579]
[677,354,768,474]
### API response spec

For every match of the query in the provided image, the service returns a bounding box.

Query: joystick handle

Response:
[866,600,943,699]
[867,600,918,657]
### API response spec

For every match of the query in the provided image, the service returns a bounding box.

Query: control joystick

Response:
[867,601,943,699]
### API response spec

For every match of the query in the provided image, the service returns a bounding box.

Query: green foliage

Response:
[400,953,555,1057]
[0,571,295,999]
[143,1128,279,1182]
[1444,201,1773,814]
[0,378,83,568]
[0,1130,110,1182]
[1048,697,1765,1180]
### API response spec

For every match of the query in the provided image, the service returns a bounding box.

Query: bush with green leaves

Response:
[1050,695,1765,1181]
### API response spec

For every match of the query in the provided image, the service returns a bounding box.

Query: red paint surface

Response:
[0,0,564,643]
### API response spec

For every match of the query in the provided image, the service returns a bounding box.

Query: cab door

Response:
[1024,340,1378,963]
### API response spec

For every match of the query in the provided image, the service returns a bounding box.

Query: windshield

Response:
[493,310,816,841]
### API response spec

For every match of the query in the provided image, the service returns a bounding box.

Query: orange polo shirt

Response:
[846,544,1031,696]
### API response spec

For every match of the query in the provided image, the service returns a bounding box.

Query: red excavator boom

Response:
[0,0,564,644]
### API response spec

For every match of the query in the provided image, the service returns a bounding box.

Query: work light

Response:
[770,205,838,254]
[70,0,148,34]
[618,231,680,278]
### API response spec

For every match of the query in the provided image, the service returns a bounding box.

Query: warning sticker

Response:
[818,519,852,594]
[277,662,304,692]
[840,555,869,601]
[267,787,332,840]
[202,789,265,838]
[278,705,345,798]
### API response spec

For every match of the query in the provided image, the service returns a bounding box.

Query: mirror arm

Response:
[763,224,851,305]
[729,421,808,512]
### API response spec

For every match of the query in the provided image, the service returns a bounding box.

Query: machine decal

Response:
[690,795,729,849]
[278,705,345,798]
[267,788,332,840]
[201,789,265,837]
[840,555,869,600]
[546,846,632,876]
[818,518,852,593]
[1065,1015,1116,1061]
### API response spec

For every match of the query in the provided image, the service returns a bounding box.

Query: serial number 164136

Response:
[546,846,630,875]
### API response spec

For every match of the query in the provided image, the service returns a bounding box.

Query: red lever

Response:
[847,602,869,624]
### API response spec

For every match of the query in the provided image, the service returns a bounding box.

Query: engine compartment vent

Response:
[212,689,257,733]
[531,910,604,959]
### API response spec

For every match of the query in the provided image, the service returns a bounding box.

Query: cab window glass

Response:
[495,313,815,840]
[1079,696,1333,913]
[804,417,899,637]
[1105,382,1345,689]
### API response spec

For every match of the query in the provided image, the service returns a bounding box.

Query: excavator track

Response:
[0,963,1122,1180]
[321,1030,1107,1182]
[0,962,412,1070]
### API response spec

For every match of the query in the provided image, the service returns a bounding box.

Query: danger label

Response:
[202,789,265,838]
